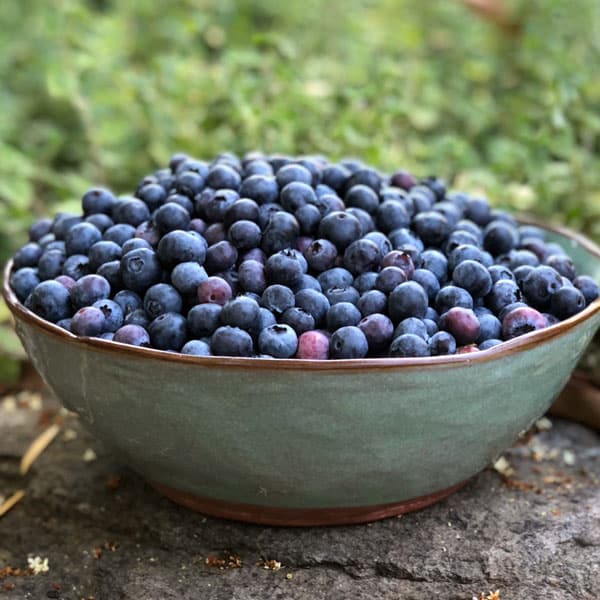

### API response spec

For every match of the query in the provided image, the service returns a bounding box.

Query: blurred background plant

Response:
[1,0,600,384]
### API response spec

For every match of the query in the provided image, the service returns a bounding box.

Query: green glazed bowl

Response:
[3,222,600,526]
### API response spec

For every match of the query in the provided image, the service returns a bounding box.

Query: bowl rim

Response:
[3,218,600,372]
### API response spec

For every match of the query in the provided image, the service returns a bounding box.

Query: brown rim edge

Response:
[3,219,600,373]
[150,479,470,526]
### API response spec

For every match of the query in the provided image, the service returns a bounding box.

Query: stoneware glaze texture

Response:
[4,224,600,525]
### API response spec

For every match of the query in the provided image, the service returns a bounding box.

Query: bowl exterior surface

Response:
[5,225,600,517]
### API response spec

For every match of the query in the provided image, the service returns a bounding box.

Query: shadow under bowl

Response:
[3,222,600,526]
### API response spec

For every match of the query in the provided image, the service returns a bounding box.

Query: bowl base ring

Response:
[150,479,470,526]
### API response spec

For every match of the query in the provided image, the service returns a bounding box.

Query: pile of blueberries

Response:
[8,152,600,359]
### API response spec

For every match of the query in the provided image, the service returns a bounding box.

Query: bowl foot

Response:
[150,479,470,526]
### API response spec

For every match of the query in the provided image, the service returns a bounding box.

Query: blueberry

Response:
[501,306,547,340]
[148,312,188,351]
[394,317,429,340]
[228,220,262,250]
[388,281,428,323]
[62,254,91,280]
[295,204,322,236]
[324,286,360,306]
[464,197,491,226]
[87,241,122,271]
[428,331,457,355]
[412,211,451,247]
[519,237,547,262]
[344,168,381,194]
[389,170,416,190]
[121,248,163,293]
[204,241,238,273]
[223,198,260,228]
[181,340,212,356]
[96,260,123,292]
[508,249,539,269]
[513,265,535,289]
[220,296,261,332]
[265,249,304,288]
[114,325,150,347]
[13,243,43,270]
[65,223,102,256]
[215,268,240,296]
[294,289,330,326]
[452,259,492,298]
[71,307,106,336]
[121,238,151,256]
[174,158,208,177]
[375,267,407,295]
[326,302,362,330]
[486,279,523,314]
[330,326,369,359]
[280,307,314,335]
[175,170,206,198]
[189,218,208,236]
[256,308,277,333]
[545,254,576,281]
[304,239,338,272]
[197,277,233,306]
[260,284,295,315]
[236,260,265,295]
[389,333,430,357]
[261,211,300,255]
[354,271,378,294]
[317,268,354,290]
[240,175,279,205]
[279,181,317,214]
[476,312,502,344]
[296,330,330,359]
[439,307,480,345]
[82,188,116,216]
[113,290,142,316]
[112,198,151,227]
[135,221,161,247]
[56,318,72,331]
[420,249,448,283]
[322,164,351,194]
[318,194,345,215]
[92,299,124,332]
[412,268,440,303]
[28,218,53,242]
[358,313,394,352]
[345,207,375,236]
[10,268,40,302]
[124,308,150,328]
[344,185,378,214]
[376,200,410,233]
[103,224,136,246]
[71,274,111,309]
[243,159,274,177]
[186,303,221,338]
[479,339,502,350]
[204,189,239,223]
[550,286,586,319]
[435,285,474,314]
[154,202,191,234]
[143,284,183,320]
[483,221,519,256]
[204,223,227,245]
[206,164,241,190]
[318,211,362,251]
[573,275,599,305]
[211,326,254,357]
[343,239,382,275]
[488,264,515,284]
[256,324,297,358]
[448,244,490,272]
[425,306,440,323]
[136,183,167,212]
[388,227,424,252]
[445,230,480,255]
[521,266,562,310]
[357,289,388,317]
[52,213,83,240]
[26,281,71,322]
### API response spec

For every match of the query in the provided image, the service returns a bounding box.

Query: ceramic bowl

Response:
[3,222,600,526]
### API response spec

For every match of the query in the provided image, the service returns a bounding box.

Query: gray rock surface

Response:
[0,392,598,600]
